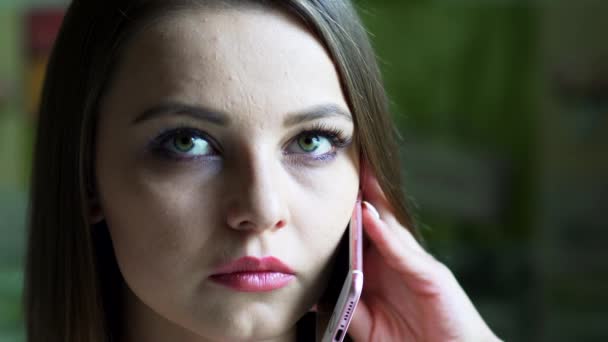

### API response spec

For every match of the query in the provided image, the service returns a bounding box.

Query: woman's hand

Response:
[347,168,502,342]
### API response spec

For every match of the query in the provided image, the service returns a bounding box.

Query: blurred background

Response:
[0,0,606,341]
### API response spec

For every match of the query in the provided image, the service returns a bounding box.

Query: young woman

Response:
[25,0,502,341]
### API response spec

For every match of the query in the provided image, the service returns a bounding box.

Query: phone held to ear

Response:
[321,192,363,342]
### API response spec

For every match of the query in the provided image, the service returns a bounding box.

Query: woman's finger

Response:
[361,202,439,277]
[348,204,447,341]
[363,201,425,254]
[360,161,425,253]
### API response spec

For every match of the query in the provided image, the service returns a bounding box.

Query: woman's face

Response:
[96,5,359,342]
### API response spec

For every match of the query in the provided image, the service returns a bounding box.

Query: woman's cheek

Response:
[102,176,214,279]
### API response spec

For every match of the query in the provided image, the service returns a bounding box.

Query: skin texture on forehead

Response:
[95,4,359,342]
[112,4,346,138]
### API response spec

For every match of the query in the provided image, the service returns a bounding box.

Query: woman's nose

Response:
[224,157,288,233]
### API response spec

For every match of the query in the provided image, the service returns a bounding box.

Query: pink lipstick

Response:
[209,256,295,292]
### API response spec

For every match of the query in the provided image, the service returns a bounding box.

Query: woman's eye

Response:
[290,133,333,155]
[171,132,212,155]
[156,130,214,158]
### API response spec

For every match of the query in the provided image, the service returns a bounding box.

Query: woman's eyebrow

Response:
[132,102,230,126]
[283,104,352,127]
[131,102,352,126]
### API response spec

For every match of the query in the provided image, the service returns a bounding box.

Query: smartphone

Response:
[320,192,364,342]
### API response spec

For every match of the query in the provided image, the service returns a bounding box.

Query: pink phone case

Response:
[321,192,364,342]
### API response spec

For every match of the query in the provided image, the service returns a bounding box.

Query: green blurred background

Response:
[1,0,607,341]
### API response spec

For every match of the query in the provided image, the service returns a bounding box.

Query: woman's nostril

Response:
[238,221,256,231]
[276,220,286,229]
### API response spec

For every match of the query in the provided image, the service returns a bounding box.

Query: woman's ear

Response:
[88,197,105,225]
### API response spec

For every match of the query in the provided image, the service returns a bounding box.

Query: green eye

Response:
[297,134,322,152]
[174,133,195,152]
[292,133,333,155]
[166,131,212,156]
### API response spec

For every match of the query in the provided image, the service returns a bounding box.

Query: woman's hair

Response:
[24,0,417,340]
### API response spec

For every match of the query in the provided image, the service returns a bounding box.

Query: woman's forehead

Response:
[105,6,349,125]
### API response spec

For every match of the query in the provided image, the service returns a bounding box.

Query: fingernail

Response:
[363,201,380,220]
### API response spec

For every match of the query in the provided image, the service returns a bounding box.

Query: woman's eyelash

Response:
[151,127,201,146]
[296,123,352,149]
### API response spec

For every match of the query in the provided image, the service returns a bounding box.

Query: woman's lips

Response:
[210,272,295,292]
[209,256,295,292]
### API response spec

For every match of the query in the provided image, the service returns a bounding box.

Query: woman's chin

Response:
[206,329,294,342]
[186,302,299,341]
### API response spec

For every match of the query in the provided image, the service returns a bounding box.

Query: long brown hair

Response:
[25,0,417,340]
